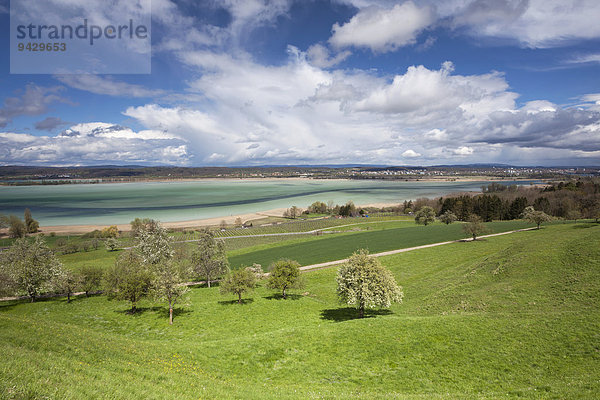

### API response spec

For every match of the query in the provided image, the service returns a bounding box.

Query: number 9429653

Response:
[17,42,66,52]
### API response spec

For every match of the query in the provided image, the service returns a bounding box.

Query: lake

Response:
[0,179,537,226]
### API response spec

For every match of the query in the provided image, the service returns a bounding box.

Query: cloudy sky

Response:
[1,0,599,167]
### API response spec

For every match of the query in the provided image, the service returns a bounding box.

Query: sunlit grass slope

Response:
[1,222,598,399]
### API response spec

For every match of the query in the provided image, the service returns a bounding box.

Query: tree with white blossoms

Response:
[105,237,119,251]
[192,228,229,288]
[0,236,64,302]
[136,222,174,265]
[336,249,403,318]
[522,206,553,230]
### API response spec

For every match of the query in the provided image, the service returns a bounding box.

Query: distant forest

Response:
[384,179,600,221]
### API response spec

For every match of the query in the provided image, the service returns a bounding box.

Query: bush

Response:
[7,215,26,238]
[415,206,436,226]
[101,225,119,238]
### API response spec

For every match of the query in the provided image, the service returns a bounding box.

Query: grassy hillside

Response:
[1,222,598,398]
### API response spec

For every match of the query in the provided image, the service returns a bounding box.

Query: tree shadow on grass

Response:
[0,301,19,311]
[218,298,254,305]
[572,222,598,229]
[115,306,163,316]
[320,307,393,322]
[458,237,489,242]
[153,306,193,321]
[264,293,303,301]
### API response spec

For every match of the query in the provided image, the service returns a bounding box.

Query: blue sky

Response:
[0,0,599,167]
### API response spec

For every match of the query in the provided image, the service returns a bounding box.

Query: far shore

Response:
[0,175,541,186]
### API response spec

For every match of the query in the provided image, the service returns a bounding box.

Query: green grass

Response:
[1,222,598,398]
[58,248,123,272]
[228,220,535,268]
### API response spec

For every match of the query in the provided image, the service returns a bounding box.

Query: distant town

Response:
[0,165,597,185]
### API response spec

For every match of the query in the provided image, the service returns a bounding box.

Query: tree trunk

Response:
[207,275,211,288]
[359,304,365,318]
[472,233,476,240]
[238,293,242,304]
[169,307,173,325]
[67,291,71,303]
[537,223,541,229]
[282,285,287,299]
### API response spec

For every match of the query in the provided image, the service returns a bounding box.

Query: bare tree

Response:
[462,214,487,240]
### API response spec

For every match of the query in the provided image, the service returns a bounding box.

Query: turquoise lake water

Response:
[0,179,536,226]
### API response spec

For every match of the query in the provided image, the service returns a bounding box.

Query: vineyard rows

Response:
[169,214,403,242]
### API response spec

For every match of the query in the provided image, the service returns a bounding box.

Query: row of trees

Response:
[1,221,405,320]
[0,221,312,323]
[0,209,39,238]
[414,205,553,240]
[0,236,103,302]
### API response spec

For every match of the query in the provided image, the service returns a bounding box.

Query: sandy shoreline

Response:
[33,202,404,235]
[34,208,290,235]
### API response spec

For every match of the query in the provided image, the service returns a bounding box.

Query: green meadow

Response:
[1,222,599,399]
[227,220,534,268]
[53,219,535,271]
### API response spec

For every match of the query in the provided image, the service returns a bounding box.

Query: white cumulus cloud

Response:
[453,146,474,156]
[402,149,421,158]
[0,123,188,165]
[330,2,433,52]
